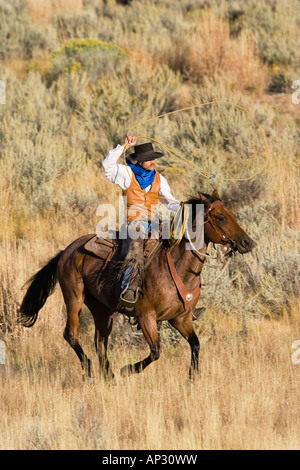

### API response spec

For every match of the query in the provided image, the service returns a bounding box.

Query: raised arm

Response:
[102,136,140,190]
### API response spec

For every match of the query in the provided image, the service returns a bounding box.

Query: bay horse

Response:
[19,190,253,380]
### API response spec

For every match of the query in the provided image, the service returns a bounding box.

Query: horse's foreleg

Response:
[120,314,160,377]
[169,313,200,379]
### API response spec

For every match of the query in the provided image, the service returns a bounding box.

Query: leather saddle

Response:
[83,235,163,271]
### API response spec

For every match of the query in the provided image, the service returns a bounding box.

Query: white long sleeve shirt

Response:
[102,145,180,212]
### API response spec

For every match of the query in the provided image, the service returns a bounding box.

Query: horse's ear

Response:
[212,189,221,199]
[199,193,210,209]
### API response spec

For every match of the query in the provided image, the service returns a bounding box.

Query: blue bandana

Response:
[126,158,156,190]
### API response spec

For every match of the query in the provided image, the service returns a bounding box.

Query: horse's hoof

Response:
[192,307,206,320]
[120,364,133,377]
[82,374,93,386]
[185,379,195,389]
[188,368,200,384]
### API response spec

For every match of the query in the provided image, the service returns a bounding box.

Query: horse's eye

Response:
[216,215,225,222]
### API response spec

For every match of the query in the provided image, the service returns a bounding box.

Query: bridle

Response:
[183,199,235,289]
[166,198,235,300]
[204,199,233,246]
[185,198,235,263]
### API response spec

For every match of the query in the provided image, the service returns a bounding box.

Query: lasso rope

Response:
[122,101,270,243]
[124,100,271,182]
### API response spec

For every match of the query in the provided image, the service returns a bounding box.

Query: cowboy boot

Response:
[119,268,141,311]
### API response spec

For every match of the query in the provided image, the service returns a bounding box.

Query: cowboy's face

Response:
[138,160,156,171]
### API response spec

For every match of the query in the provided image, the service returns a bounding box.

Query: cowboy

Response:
[102,135,180,309]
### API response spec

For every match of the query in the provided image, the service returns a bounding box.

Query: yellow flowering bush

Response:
[50,38,127,81]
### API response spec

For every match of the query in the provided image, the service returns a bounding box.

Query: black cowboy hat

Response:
[130,142,164,161]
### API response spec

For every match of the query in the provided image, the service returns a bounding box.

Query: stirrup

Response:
[119,286,139,311]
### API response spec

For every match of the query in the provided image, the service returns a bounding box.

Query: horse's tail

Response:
[19,251,63,327]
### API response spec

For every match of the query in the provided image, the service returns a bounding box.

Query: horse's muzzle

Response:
[235,235,254,254]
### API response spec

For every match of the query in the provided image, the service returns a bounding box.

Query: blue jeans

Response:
[120,220,155,291]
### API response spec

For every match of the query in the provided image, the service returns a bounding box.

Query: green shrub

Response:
[75,61,181,159]
[0,2,58,61]
[49,38,127,82]
[241,0,300,67]
[0,71,87,214]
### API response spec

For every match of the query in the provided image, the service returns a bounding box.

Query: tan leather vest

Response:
[123,171,160,222]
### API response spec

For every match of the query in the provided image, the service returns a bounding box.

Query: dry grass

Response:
[1,305,300,450]
[0,236,299,450]
[157,15,267,95]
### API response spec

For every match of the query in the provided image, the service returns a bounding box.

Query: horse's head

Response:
[198,190,253,254]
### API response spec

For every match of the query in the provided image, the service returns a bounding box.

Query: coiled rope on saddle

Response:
[169,203,190,246]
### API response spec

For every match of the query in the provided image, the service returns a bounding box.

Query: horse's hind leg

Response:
[58,259,92,381]
[85,296,114,380]
[169,313,200,379]
[63,298,92,382]
[120,314,160,377]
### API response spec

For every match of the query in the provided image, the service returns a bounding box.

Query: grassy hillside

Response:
[0,0,299,450]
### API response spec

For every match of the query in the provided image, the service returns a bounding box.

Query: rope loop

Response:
[125,100,270,183]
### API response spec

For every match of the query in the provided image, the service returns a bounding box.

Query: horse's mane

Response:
[169,193,221,227]
[184,192,221,207]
